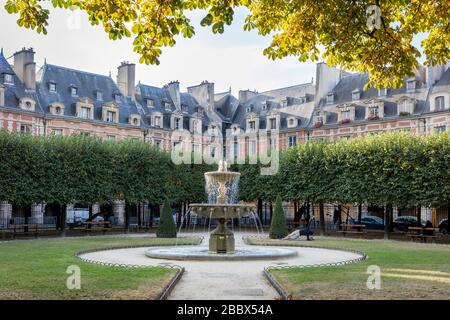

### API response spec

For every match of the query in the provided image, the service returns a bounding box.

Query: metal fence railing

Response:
[0,216,58,230]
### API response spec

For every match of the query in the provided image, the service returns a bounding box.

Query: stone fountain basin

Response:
[145,246,298,261]
[189,203,255,219]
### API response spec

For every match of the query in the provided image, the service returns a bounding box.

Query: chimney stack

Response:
[187,81,215,113]
[238,89,258,103]
[13,48,36,90]
[166,81,181,111]
[117,61,136,98]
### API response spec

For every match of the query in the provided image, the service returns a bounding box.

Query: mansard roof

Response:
[316,72,428,125]
[37,63,141,125]
[0,52,43,114]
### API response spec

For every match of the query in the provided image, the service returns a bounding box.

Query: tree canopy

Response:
[4,0,449,88]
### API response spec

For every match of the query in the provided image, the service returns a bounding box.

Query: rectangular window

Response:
[435,125,446,133]
[341,110,350,119]
[435,96,445,111]
[174,117,181,130]
[369,106,379,117]
[20,124,32,134]
[80,106,90,119]
[71,87,78,97]
[49,83,57,93]
[4,74,14,84]
[96,91,103,101]
[106,111,116,123]
[406,81,416,91]
[165,102,171,109]
[52,129,63,136]
[378,88,387,97]
[107,135,116,141]
[249,121,256,130]
[154,116,161,128]
[233,142,239,159]
[147,99,154,107]
[352,92,360,101]
[326,94,334,104]
[269,118,277,129]
[288,135,297,148]
[249,141,256,155]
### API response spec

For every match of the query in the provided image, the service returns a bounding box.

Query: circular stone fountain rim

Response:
[204,171,240,177]
[144,246,298,261]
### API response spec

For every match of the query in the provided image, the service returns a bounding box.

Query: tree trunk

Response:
[60,204,67,237]
[319,201,325,236]
[337,205,342,230]
[447,201,450,232]
[358,204,362,224]
[269,202,273,224]
[384,205,390,239]
[417,206,422,226]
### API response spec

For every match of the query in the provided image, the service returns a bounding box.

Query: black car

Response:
[438,219,448,234]
[393,216,425,232]
[359,216,384,230]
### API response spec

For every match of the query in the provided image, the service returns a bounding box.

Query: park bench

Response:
[8,224,39,239]
[407,227,437,243]
[83,221,111,235]
[338,223,366,237]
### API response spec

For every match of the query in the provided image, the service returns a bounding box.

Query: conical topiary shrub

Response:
[156,199,177,238]
[269,195,289,239]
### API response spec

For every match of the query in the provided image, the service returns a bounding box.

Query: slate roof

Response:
[317,72,429,125]
[36,63,141,125]
[135,83,211,130]
[0,52,43,114]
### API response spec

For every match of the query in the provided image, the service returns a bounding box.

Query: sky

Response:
[0,6,427,95]
[0,6,317,95]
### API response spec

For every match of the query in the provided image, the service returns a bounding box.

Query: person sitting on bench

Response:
[283,216,315,241]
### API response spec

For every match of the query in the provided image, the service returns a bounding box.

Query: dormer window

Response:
[4,74,14,84]
[181,105,188,112]
[378,88,388,97]
[246,106,252,113]
[19,98,36,111]
[71,87,78,97]
[106,111,116,122]
[50,103,65,116]
[326,93,334,104]
[287,117,298,128]
[281,100,287,107]
[262,103,267,111]
[352,90,360,101]
[96,91,103,101]
[397,97,414,116]
[79,106,91,119]
[249,121,256,130]
[49,83,57,93]
[406,80,416,92]
[146,99,154,107]
[299,96,306,104]
[128,114,141,126]
[435,96,445,111]
[191,119,201,133]
[164,102,171,109]
[153,116,162,128]
[338,104,355,123]
[114,94,122,103]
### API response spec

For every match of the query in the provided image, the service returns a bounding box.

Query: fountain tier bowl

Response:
[189,203,255,219]
[145,246,298,261]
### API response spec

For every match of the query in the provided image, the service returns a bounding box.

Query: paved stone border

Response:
[243,236,368,300]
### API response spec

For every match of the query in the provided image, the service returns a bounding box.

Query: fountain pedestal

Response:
[209,218,235,253]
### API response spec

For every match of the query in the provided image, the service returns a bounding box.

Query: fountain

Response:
[188,160,254,254]
[144,160,298,260]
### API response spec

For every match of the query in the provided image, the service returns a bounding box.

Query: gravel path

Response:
[78,233,363,300]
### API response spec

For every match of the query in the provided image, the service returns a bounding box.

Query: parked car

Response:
[359,216,384,230]
[393,216,425,232]
[438,219,448,234]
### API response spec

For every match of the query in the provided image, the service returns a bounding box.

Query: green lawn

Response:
[246,237,450,300]
[0,236,201,300]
